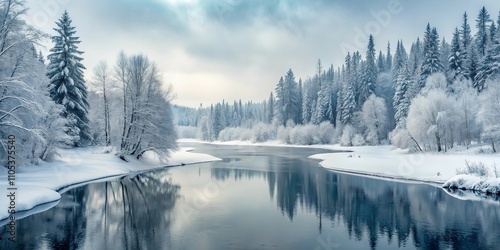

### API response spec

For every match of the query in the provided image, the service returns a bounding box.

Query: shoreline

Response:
[0,145,221,222]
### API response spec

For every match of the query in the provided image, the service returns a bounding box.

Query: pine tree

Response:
[38,51,45,64]
[377,50,385,73]
[393,40,407,73]
[461,12,473,79]
[340,53,356,124]
[475,6,491,57]
[46,11,90,146]
[386,42,393,71]
[475,36,500,91]
[449,28,465,84]
[419,24,443,89]
[393,64,412,128]
[301,86,311,124]
[267,92,274,123]
[359,34,378,107]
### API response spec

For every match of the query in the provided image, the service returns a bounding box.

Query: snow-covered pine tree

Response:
[448,28,466,87]
[313,72,331,124]
[359,34,378,107]
[339,53,356,124]
[296,79,303,124]
[301,86,311,124]
[440,37,451,76]
[419,24,443,89]
[392,40,407,74]
[46,10,90,146]
[475,6,491,58]
[393,64,412,128]
[377,50,385,73]
[474,35,500,91]
[408,38,422,76]
[386,42,393,72]
[461,12,473,79]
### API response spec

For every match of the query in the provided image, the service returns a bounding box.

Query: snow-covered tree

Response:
[419,24,443,89]
[461,12,473,80]
[448,28,466,84]
[406,86,458,152]
[393,64,413,128]
[386,42,393,72]
[0,0,69,165]
[119,54,177,159]
[361,94,388,145]
[90,61,112,145]
[474,35,500,91]
[359,35,378,107]
[478,80,500,152]
[274,69,300,126]
[475,6,491,58]
[46,11,90,146]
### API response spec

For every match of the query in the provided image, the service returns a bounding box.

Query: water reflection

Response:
[1,144,500,250]
[208,155,500,249]
[0,172,180,250]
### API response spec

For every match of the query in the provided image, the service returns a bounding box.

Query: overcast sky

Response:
[26,0,500,107]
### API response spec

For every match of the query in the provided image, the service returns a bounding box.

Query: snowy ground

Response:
[0,145,221,223]
[186,139,500,193]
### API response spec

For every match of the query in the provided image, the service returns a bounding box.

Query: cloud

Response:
[26,0,500,107]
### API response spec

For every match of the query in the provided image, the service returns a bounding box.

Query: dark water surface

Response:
[2,143,500,250]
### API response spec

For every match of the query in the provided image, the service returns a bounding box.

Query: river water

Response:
[1,143,500,249]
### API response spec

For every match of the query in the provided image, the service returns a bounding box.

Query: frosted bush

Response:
[389,128,413,149]
[277,126,292,144]
[340,124,355,146]
[456,160,489,177]
[352,134,366,146]
[289,124,315,145]
[315,122,335,144]
[251,123,275,142]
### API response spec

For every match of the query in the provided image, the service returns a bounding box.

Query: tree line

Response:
[176,6,500,152]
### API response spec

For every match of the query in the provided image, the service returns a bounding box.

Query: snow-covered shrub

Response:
[340,124,355,146]
[289,124,315,145]
[315,122,335,144]
[218,127,251,141]
[456,160,489,177]
[277,125,292,144]
[352,134,366,146]
[389,128,413,150]
[251,123,275,142]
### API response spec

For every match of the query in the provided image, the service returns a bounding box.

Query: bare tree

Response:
[91,60,112,145]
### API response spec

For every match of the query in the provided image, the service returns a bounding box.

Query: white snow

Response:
[0,145,221,221]
[442,175,500,194]
[188,139,500,186]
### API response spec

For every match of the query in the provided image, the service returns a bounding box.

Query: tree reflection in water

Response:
[210,165,500,250]
[0,171,180,250]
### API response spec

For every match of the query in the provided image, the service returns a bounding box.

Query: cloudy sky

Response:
[26,0,500,107]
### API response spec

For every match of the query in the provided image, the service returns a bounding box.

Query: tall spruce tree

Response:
[419,24,443,89]
[461,12,473,79]
[359,34,378,106]
[449,28,465,84]
[475,6,491,58]
[46,10,90,146]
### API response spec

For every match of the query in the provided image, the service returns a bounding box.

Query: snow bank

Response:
[442,175,500,194]
[0,145,221,221]
[0,186,60,225]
